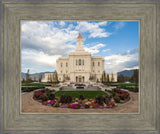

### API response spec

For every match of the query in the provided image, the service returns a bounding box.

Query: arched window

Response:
[98,62,100,66]
[79,59,81,65]
[61,63,63,67]
[66,62,68,67]
[93,62,94,66]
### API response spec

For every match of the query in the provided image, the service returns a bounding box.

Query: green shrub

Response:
[48,93,55,100]
[39,94,48,101]
[95,95,110,105]
[114,95,120,103]
[105,89,116,97]
[79,94,85,100]
[60,95,73,103]
[95,95,105,105]
[21,86,45,92]
[54,102,60,107]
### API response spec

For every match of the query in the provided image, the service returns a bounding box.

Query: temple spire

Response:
[76,33,84,51]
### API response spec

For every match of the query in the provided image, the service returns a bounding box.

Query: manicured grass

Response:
[22,82,51,87]
[109,83,135,87]
[55,91,107,99]
[21,86,45,92]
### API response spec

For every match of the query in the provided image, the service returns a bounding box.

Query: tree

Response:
[111,73,114,82]
[118,74,125,83]
[124,76,130,82]
[102,71,107,83]
[50,74,53,83]
[25,69,30,88]
[26,69,30,82]
[34,76,36,82]
[54,71,59,83]
[133,69,139,86]
[22,78,25,83]
[39,74,42,83]
[107,74,110,83]
[47,74,50,83]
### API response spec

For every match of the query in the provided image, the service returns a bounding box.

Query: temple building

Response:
[56,34,117,83]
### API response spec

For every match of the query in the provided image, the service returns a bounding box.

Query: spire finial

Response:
[77,33,83,39]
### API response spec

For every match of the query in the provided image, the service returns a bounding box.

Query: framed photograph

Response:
[21,20,139,113]
[1,0,159,133]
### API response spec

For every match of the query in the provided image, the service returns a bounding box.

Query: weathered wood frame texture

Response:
[1,0,159,133]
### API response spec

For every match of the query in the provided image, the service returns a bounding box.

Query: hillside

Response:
[21,72,54,80]
[118,69,139,77]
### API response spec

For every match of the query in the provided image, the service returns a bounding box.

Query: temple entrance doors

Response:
[82,76,84,82]
[76,76,85,83]
[76,76,78,82]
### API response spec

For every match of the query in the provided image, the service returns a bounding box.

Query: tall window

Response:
[93,62,94,66]
[76,60,77,65]
[98,62,100,66]
[79,59,81,65]
[66,62,68,67]
[61,63,63,67]
[83,59,84,65]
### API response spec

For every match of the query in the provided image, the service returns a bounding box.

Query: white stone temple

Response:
[55,34,117,83]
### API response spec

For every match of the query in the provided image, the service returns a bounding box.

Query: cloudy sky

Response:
[21,21,139,74]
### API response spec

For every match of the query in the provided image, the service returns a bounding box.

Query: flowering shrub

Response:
[112,88,130,102]
[33,90,43,100]
[33,88,116,109]
[75,84,86,87]
[39,94,48,101]
[60,95,72,103]
[113,95,121,103]
[48,93,55,100]
[79,94,85,100]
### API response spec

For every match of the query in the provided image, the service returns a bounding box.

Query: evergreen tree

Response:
[133,69,139,87]
[107,74,110,83]
[118,74,125,83]
[111,73,114,82]
[39,74,42,83]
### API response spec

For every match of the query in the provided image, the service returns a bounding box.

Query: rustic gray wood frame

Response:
[1,0,159,133]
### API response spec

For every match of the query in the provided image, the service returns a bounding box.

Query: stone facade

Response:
[104,73,117,83]
[41,73,57,83]
[56,34,117,83]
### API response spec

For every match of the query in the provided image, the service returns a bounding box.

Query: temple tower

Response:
[76,33,84,51]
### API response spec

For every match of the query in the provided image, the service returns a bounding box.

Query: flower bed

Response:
[112,88,130,102]
[33,89,116,109]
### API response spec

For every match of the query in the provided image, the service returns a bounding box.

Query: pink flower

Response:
[49,100,57,105]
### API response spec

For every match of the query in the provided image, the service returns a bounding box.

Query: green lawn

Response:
[21,82,51,87]
[55,91,107,99]
[109,82,135,87]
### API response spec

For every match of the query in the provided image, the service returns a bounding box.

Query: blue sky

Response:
[21,21,139,74]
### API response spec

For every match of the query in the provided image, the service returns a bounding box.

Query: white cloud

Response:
[114,21,126,30]
[76,21,112,38]
[84,43,106,54]
[59,21,65,27]
[123,66,139,70]
[22,49,61,69]
[104,48,138,73]
[21,21,77,56]
[102,49,110,52]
